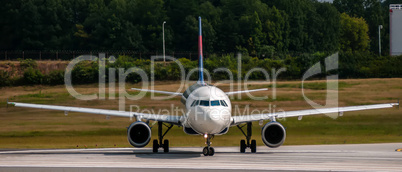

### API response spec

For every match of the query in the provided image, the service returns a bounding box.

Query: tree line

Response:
[1,53,401,87]
[0,0,398,55]
[1,0,401,87]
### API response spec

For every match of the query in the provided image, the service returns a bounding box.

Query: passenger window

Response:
[199,100,210,106]
[211,100,220,106]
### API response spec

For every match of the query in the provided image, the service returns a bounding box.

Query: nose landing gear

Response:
[203,134,215,156]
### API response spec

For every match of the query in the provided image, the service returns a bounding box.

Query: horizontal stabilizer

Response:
[131,88,183,96]
[225,88,268,95]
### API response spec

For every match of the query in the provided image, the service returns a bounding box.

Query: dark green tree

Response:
[239,11,264,55]
[19,0,44,50]
[364,0,384,54]
[131,0,166,51]
[0,0,22,50]
[314,2,341,52]
[334,0,365,17]
[264,6,289,52]
[339,13,370,52]
[165,0,198,51]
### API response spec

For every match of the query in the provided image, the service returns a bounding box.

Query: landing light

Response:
[204,134,208,139]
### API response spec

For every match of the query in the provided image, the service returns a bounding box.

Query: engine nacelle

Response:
[127,122,151,148]
[261,122,286,148]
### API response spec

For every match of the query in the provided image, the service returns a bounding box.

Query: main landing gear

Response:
[237,122,257,153]
[203,134,215,156]
[153,122,173,153]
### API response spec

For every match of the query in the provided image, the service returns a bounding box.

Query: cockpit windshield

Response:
[211,100,220,106]
[191,100,228,107]
[199,100,210,106]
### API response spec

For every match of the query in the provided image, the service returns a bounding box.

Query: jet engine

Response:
[261,122,286,148]
[127,122,151,148]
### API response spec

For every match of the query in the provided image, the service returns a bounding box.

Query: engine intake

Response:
[261,122,286,148]
[127,122,151,148]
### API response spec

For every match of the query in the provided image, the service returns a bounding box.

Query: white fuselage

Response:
[181,85,232,135]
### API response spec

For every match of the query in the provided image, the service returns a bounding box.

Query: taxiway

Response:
[0,143,401,172]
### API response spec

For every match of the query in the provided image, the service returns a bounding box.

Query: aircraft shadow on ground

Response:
[0,149,203,159]
[0,149,343,159]
[130,151,202,159]
[128,151,276,159]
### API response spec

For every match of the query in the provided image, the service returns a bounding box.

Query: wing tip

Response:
[6,98,15,108]
[6,98,14,105]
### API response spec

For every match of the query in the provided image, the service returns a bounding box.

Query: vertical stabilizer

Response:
[198,16,205,85]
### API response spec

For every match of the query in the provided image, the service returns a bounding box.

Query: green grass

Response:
[0,78,401,149]
[1,112,400,148]
[0,128,126,138]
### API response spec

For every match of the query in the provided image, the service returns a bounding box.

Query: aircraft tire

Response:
[153,139,159,153]
[240,140,246,153]
[203,147,210,156]
[163,140,169,153]
[209,147,215,156]
[251,140,257,153]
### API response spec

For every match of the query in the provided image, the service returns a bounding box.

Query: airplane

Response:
[7,17,399,156]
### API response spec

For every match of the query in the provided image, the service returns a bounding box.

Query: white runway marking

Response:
[1,143,402,172]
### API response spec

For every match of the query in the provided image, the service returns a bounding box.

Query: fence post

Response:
[5,51,6,61]
[39,51,42,61]
[23,51,24,59]
[56,51,58,60]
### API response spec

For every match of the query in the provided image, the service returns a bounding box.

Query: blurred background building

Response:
[390,4,402,56]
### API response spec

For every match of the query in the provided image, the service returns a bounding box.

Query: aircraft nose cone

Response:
[206,108,231,124]
[192,107,231,134]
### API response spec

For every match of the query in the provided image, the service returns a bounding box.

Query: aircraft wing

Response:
[131,88,183,96]
[225,88,268,95]
[232,102,399,125]
[7,102,182,125]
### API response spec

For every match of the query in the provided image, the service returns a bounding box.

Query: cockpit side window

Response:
[220,100,228,107]
[211,100,220,106]
[191,100,200,107]
[191,100,196,107]
[199,100,210,106]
